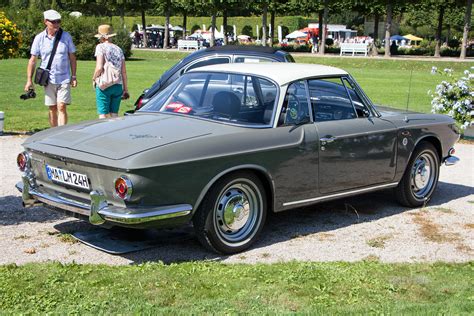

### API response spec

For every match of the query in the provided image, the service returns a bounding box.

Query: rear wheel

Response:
[193,172,267,254]
[395,142,440,207]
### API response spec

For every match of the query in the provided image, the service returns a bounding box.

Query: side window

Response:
[184,57,231,73]
[308,78,357,122]
[234,56,276,63]
[279,80,310,126]
[342,77,370,118]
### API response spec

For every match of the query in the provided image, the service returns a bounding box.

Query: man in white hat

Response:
[24,9,77,127]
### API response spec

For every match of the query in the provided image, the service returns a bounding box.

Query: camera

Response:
[20,89,36,100]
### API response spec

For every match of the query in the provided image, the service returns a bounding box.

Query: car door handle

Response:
[233,87,244,93]
[320,137,336,143]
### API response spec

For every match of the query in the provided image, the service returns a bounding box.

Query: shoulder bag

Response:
[95,50,121,90]
[34,29,63,86]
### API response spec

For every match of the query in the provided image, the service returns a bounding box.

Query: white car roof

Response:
[188,63,348,85]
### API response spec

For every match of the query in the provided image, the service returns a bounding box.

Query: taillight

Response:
[114,176,133,200]
[136,97,144,110]
[17,152,29,172]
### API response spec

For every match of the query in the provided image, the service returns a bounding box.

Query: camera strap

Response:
[45,28,63,71]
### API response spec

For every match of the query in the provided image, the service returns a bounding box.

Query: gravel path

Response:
[1,135,473,265]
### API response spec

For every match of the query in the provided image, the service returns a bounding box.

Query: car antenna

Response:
[406,67,414,111]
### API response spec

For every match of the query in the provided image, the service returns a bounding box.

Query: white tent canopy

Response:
[285,30,307,39]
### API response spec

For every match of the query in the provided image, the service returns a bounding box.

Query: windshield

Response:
[140,72,279,126]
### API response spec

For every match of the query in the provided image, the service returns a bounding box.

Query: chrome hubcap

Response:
[411,153,436,199]
[214,181,262,245]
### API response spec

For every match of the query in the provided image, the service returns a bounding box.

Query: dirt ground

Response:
[0,135,473,265]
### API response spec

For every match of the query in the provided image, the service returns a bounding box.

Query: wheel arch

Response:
[413,135,443,162]
[193,165,275,216]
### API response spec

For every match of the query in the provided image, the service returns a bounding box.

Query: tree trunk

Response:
[270,9,275,47]
[141,9,147,48]
[373,12,379,40]
[223,9,228,45]
[262,3,268,47]
[319,0,328,55]
[119,6,124,29]
[460,0,472,59]
[183,12,187,38]
[434,5,445,58]
[384,2,393,58]
[164,5,170,49]
[211,11,216,47]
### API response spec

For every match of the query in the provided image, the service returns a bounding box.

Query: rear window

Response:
[140,72,278,126]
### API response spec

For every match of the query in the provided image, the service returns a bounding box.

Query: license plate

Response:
[45,164,90,190]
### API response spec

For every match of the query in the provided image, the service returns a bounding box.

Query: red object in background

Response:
[165,102,192,114]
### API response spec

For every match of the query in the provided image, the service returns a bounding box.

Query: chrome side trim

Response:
[16,181,193,225]
[282,182,399,207]
[443,155,460,166]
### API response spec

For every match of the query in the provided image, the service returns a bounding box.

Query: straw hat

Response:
[94,24,116,39]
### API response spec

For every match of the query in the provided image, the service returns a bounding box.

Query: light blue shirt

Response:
[31,29,76,85]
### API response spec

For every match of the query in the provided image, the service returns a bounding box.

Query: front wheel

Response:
[193,172,267,254]
[395,142,440,207]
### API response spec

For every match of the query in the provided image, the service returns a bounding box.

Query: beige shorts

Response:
[44,83,71,106]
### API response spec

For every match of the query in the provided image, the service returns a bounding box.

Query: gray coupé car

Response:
[16,63,460,254]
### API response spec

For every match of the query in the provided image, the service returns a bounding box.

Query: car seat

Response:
[212,91,241,119]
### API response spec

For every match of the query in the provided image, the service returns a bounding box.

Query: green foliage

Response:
[0,11,22,59]
[114,29,133,59]
[62,16,100,60]
[276,43,311,53]
[0,261,472,313]
[430,66,473,130]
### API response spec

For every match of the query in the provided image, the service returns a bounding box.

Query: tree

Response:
[460,0,472,59]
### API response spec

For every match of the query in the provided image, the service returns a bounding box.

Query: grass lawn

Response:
[0,50,471,132]
[0,261,472,313]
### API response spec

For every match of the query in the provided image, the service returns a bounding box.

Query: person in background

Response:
[25,9,77,127]
[92,25,129,119]
[311,33,318,53]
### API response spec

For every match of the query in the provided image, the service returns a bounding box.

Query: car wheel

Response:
[193,172,267,254]
[395,142,440,207]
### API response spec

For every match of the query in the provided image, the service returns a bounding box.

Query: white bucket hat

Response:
[44,10,61,21]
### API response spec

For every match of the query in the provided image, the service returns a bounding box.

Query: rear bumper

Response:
[443,155,460,166]
[16,176,192,227]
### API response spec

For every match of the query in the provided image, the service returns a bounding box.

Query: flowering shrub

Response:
[430,66,474,130]
[0,12,22,59]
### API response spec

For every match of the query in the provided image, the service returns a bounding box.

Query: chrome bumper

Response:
[16,176,192,226]
[444,155,460,166]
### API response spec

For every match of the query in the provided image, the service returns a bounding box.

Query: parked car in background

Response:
[133,45,295,111]
[16,63,460,254]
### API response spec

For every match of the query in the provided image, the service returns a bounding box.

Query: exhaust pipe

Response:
[22,200,44,208]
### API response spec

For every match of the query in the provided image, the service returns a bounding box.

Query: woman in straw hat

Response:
[92,24,129,118]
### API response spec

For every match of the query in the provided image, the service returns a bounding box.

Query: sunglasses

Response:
[47,19,61,24]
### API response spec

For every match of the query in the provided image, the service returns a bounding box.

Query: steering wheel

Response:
[285,93,302,123]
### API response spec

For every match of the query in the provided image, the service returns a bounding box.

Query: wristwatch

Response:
[71,76,77,79]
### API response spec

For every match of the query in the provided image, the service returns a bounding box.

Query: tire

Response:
[193,172,267,254]
[395,142,440,207]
